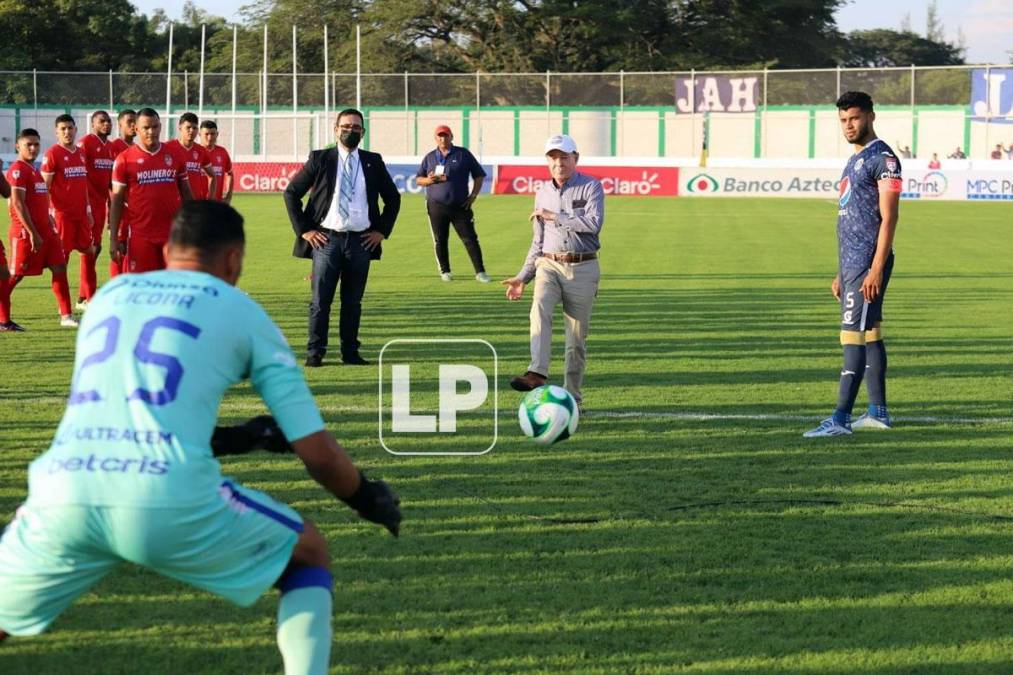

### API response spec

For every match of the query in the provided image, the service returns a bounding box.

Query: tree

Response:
[842,29,964,67]
[671,0,843,69]
[365,0,677,73]
[925,0,944,42]
[0,0,154,71]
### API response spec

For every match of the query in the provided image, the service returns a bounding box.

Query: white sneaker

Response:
[851,413,892,430]
[802,417,852,438]
[75,299,89,311]
[440,272,453,282]
[60,315,79,328]
[475,272,491,283]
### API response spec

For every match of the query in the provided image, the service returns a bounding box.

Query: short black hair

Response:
[118,109,137,120]
[200,120,218,130]
[836,91,874,112]
[137,107,160,119]
[91,110,110,123]
[178,112,199,126]
[169,201,245,260]
[55,113,76,127]
[336,108,364,125]
[17,128,40,140]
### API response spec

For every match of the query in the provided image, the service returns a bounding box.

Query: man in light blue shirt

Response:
[0,201,401,675]
[502,134,604,411]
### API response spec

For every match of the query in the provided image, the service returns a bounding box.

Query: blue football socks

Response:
[865,339,888,414]
[835,344,866,421]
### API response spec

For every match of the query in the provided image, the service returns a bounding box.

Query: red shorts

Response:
[8,232,67,277]
[125,237,167,273]
[55,212,94,254]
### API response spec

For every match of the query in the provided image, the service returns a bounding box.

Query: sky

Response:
[132,0,1012,65]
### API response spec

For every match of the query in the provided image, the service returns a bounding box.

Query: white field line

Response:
[587,411,1013,425]
[15,398,1013,427]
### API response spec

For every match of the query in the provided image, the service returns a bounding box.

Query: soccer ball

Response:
[518,385,579,444]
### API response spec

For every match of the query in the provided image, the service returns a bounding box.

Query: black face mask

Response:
[340,130,362,148]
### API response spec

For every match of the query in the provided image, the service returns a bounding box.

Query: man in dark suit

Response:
[284,109,401,367]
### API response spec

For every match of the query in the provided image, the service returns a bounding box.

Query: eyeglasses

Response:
[338,124,364,131]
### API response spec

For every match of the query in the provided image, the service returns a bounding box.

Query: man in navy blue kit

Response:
[416,125,489,283]
[805,91,901,437]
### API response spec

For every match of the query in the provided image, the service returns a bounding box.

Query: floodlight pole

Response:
[230,25,237,153]
[166,23,174,121]
[198,24,206,117]
[689,68,696,155]
[618,69,625,157]
[762,66,768,158]
[545,70,550,133]
[984,65,991,156]
[323,25,329,138]
[262,24,268,158]
[475,70,482,160]
[355,25,361,110]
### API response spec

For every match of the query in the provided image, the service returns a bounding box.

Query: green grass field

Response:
[2,194,1013,674]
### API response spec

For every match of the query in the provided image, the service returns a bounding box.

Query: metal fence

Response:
[1,65,1010,160]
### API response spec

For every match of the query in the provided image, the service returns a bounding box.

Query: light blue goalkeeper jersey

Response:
[26,270,325,507]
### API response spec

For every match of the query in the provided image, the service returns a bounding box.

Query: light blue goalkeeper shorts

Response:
[0,480,302,636]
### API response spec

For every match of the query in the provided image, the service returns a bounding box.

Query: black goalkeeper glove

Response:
[211,416,293,457]
[341,470,402,537]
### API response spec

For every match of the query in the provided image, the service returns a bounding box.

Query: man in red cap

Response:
[416,125,489,282]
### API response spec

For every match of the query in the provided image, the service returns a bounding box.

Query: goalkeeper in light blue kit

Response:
[0,201,401,674]
[804,91,901,437]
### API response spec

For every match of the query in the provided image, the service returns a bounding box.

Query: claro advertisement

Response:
[232,162,494,195]
[231,161,1010,201]
[494,165,680,196]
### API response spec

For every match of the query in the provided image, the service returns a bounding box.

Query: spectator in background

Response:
[416,125,490,283]
[1006,143,1013,160]
[928,153,941,170]
[990,144,1003,160]
[948,146,966,159]
[897,143,912,159]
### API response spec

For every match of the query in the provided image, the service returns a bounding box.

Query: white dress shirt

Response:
[322,146,369,232]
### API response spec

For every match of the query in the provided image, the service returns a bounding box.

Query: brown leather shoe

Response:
[510,371,547,392]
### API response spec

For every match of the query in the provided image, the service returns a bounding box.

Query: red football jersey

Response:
[111,143,187,243]
[109,138,133,159]
[167,139,212,200]
[77,133,115,212]
[204,145,233,200]
[41,145,90,220]
[6,159,53,240]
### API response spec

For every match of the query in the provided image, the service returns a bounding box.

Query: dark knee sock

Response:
[865,339,887,415]
[834,344,866,423]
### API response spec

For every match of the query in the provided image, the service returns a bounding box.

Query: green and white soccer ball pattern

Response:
[518,385,579,444]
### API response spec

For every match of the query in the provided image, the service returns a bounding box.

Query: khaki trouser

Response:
[528,257,600,404]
